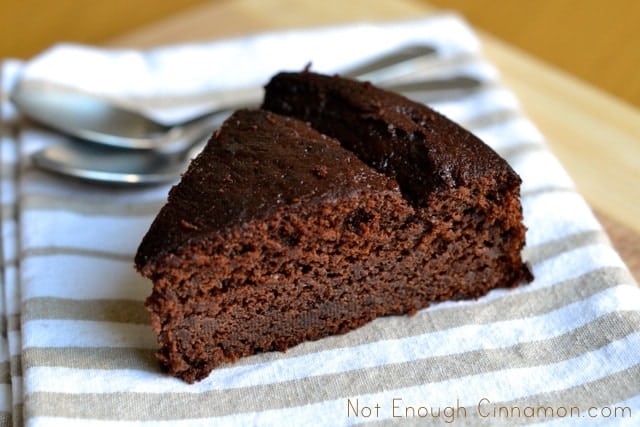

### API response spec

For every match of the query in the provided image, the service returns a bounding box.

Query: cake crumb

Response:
[313,165,329,178]
[179,219,200,231]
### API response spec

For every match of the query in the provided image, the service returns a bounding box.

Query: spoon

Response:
[11,82,232,151]
[11,44,437,151]
[13,47,482,184]
[28,75,481,185]
[30,137,208,185]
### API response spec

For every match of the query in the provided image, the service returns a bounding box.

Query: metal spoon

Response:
[30,138,207,185]
[11,44,437,151]
[11,82,232,151]
[28,75,481,185]
[13,46,481,184]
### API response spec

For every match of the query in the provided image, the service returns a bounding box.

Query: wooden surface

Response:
[3,0,639,110]
[3,0,638,280]
[0,0,210,59]
[426,0,640,110]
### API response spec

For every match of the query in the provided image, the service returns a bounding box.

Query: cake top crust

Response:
[262,71,521,202]
[135,109,399,267]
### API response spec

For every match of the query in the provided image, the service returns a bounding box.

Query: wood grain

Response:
[425,0,640,109]
[0,0,212,59]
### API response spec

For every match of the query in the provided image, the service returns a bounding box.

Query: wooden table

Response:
[9,0,640,279]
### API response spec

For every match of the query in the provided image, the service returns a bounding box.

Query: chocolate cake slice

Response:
[262,71,532,300]
[137,72,532,383]
[136,109,446,383]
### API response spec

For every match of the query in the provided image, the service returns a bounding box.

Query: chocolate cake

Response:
[262,71,532,298]
[136,74,532,383]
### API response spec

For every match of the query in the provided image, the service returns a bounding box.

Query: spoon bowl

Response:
[31,138,199,185]
[11,84,171,149]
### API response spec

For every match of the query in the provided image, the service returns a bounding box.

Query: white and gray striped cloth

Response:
[1,13,639,427]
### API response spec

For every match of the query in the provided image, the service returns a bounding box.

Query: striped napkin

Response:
[2,13,639,427]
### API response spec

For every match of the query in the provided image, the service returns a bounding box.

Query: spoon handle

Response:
[156,111,229,154]
[143,45,439,152]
